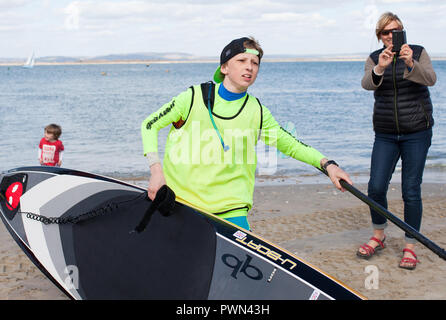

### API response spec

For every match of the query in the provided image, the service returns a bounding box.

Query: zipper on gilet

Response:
[392,56,400,134]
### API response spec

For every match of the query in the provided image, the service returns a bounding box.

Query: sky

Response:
[1,0,446,59]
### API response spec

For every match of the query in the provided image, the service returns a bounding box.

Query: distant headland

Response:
[1,51,445,66]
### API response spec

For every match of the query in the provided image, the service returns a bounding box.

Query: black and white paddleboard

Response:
[0,166,364,300]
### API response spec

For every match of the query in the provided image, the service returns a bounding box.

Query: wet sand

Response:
[1,182,445,300]
[250,182,446,300]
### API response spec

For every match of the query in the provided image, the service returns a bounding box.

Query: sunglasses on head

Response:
[380,28,402,36]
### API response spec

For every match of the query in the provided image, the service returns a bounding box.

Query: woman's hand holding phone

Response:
[399,44,414,68]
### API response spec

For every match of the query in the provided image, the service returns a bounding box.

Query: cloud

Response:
[261,12,307,22]
[0,7,34,30]
[0,0,31,10]
[2,0,445,58]
[260,12,336,28]
[378,0,427,3]
[60,0,344,29]
[0,25,24,32]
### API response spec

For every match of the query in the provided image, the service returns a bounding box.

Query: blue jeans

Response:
[367,128,432,243]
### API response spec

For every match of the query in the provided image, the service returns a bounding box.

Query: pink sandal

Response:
[399,248,420,270]
[356,236,386,259]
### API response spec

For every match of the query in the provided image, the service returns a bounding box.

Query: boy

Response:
[141,37,352,230]
[39,124,64,167]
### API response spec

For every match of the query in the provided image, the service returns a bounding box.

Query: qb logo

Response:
[222,254,263,281]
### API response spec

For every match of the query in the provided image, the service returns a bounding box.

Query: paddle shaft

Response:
[320,169,446,261]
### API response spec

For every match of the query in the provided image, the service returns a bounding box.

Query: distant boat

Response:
[23,51,35,68]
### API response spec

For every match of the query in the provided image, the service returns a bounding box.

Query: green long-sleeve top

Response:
[141,83,325,216]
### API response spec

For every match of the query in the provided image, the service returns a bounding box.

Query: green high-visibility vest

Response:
[163,83,262,218]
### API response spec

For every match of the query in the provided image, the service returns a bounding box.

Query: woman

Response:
[358,12,436,270]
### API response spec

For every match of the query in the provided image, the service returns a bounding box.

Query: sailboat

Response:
[22,51,35,68]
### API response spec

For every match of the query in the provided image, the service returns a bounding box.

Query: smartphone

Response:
[392,30,407,52]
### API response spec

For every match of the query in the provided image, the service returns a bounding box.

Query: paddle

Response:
[319,168,446,261]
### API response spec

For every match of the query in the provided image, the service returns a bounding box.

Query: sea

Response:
[1,61,445,185]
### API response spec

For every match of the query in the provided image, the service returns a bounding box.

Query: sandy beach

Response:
[1,181,445,300]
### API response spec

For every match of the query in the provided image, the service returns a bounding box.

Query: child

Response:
[141,37,352,230]
[39,124,64,167]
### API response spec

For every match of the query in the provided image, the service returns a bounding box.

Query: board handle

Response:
[133,185,176,233]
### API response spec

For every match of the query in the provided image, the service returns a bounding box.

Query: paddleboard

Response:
[0,166,365,300]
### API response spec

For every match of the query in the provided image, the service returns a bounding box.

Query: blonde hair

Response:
[375,12,404,41]
[45,123,62,139]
